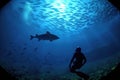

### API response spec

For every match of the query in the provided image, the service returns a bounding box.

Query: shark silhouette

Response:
[30,31,59,41]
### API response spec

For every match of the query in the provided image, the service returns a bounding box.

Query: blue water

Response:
[0,0,120,80]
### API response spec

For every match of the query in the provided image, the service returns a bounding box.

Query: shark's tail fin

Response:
[30,35,34,40]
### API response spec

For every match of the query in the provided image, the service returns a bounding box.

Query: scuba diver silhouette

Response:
[69,47,89,80]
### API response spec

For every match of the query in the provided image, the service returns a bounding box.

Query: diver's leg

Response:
[70,65,77,73]
[72,64,89,80]
[75,71,89,80]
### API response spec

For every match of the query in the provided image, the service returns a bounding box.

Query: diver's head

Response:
[76,47,81,52]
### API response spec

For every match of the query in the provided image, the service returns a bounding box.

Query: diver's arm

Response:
[69,53,75,68]
[82,54,86,64]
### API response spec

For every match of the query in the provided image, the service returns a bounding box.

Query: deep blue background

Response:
[0,0,120,80]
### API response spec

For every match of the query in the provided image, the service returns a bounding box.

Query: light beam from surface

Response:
[12,0,119,32]
[23,1,32,24]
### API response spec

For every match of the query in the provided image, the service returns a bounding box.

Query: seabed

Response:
[12,52,120,80]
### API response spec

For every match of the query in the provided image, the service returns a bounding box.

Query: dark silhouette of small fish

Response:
[30,31,59,41]
[23,47,27,50]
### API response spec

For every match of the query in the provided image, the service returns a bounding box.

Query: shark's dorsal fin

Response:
[46,31,50,34]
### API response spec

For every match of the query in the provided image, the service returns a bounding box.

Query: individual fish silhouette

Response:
[30,31,59,41]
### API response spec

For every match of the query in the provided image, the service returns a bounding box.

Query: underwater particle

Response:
[23,47,27,50]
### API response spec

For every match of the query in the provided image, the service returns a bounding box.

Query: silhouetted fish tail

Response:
[30,35,34,40]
